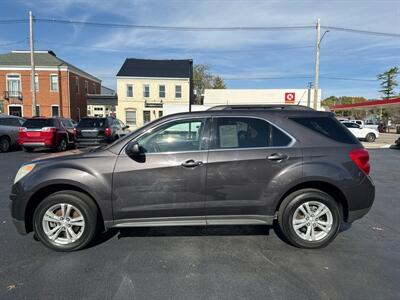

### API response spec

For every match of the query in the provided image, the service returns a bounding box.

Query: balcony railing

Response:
[3,91,23,100]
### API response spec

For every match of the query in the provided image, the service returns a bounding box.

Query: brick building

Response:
[0,50,101,120]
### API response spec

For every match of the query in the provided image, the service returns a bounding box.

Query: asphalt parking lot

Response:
[0,149,399,300]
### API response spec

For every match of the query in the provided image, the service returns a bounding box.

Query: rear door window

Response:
[61,119,74,128]
[291,117,358,144]
[212,117,292,149]
[23,119,54,129]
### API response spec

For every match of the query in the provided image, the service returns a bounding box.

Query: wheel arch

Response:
[276,181,349,222]
[24,184,104,233]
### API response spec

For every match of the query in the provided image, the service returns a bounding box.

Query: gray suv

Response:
[9,106,375,251]
[0,114,25,152]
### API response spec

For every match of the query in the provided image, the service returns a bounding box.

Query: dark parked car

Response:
[75,117,130,147]
[18,117,76,152]
[10,105,375,251]
[0,114,25,152]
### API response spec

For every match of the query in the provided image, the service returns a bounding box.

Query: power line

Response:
[0,19,28,24]
[1,17,399,38]
[319,76,376,82]
[323,25,400,38]
[35,18,314,31]
[36,39,314,53]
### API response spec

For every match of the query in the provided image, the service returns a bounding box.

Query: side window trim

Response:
[128,117,211,154]
[209,115,295,150]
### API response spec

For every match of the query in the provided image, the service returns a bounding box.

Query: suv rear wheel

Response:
[33,191,97,251]
[366,133,376,142]
[0,136,11,152]
[57,137,67,152]
[277,188,341,249]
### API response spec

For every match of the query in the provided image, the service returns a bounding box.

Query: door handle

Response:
[267,153,289,161]
[181,159,203,168]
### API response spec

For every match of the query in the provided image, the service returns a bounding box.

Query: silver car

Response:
[0,114,25,152]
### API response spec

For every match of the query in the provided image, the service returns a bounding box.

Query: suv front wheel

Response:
[277,188,341,249]
[33,191,97,251]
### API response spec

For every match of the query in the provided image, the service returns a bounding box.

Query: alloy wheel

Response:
[292,201,333,242]
[42,203,85,245]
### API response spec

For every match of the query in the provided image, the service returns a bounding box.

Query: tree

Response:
[377,67,399,99]
[212,76,226,89]
[193,64,226,104]
[321,96,367,107]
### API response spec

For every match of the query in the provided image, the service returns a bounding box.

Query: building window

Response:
[92,83,96,94]
[51,105,59,117]
[126,84,133,97]
[143,110,151,124]
[75,77,79,94]
[84,80,88,94]
[175,85,182,98]
[6,74,21,97]
[31,74,39,91]
[158,111,163,118]
[0,100,3,113]
[159,85,165,98]
[125,110,136,126]
[143,84,150,98]
[50,74,59,91]
[35,105,40,116]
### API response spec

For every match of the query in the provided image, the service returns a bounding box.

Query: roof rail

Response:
[207,104,314,111]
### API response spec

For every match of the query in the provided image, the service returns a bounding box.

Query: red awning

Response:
[330,97,400,110]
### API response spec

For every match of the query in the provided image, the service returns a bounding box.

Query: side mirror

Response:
[125,141,141,157]
[123,125,130,130]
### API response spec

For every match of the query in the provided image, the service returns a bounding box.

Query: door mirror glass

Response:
[125,141,141,157]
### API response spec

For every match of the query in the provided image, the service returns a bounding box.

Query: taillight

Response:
[349,148,370,175]
[19,127,27,132]
[42,127,57,133]
[105,127,111,137]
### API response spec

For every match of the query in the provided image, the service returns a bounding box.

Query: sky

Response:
[0,0,399,99]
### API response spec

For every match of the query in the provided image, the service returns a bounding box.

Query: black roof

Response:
[117,58,193,78]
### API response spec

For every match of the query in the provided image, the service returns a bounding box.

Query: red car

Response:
[18,117,76,152]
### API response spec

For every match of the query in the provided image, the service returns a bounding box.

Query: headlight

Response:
[14,164,35,184]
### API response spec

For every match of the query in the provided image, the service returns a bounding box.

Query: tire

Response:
[0,136,11,152]
[22,146,34,152]
[57,137,67,152]
[33,191,98,251]
[277,188,341,249]
[366,133,376,142]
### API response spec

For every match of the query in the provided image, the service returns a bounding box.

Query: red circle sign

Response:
[285,92,295,103]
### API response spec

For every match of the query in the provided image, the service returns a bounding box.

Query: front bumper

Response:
[9,184,30,235]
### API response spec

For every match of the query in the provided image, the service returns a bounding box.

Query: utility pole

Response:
[313,18,321,110]
[29,11,37,117]
[307,82,313,108]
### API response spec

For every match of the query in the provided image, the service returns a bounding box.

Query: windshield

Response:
[78,118,106,128]
[23,119,54,128]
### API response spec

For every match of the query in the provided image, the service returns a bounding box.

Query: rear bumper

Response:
[344,176,375,223]
[76,137,112,146]
[19,140,56,148]
[347,207,371,223]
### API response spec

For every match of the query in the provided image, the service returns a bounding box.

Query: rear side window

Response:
[212,117,292,149]
[78,118,106,128]
[23,119,54,128]
[290,117,358,144]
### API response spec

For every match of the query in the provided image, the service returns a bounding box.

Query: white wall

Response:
[163,104,210,116]
[203,89,322,110]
